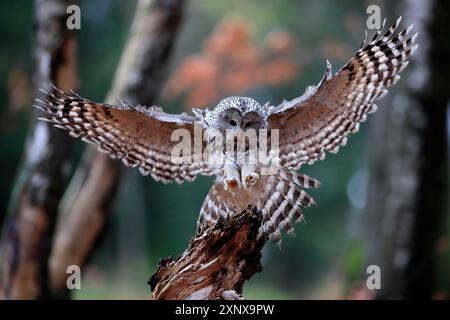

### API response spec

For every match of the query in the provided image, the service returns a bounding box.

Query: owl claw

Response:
[224,177,240,193]
[244,173,259,188]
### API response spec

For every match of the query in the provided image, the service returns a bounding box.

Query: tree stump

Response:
[149,207,268,300]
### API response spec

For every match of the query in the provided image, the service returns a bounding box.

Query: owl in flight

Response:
[37,18,417,244]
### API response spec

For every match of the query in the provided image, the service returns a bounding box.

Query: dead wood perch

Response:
[149,207,268,300]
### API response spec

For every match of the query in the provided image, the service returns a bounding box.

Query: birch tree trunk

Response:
[365,0,449,299]
[48,0,186,298]
[0,0,78,299]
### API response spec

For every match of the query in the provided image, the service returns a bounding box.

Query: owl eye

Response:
[229,120,237,126]
[244,122,252,128]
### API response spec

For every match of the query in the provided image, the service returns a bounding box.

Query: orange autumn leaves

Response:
[164,17,300,108]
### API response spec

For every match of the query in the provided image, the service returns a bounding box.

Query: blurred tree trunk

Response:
[365,0,449,299]
[48,0,186,298]
[0,0,78,299]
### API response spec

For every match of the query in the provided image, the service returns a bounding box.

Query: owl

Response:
[36,18,417,244]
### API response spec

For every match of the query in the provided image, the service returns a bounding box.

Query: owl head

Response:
[205,96,268,131]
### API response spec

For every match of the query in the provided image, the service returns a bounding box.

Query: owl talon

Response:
[224,177,239,193]
[244,173,259,188]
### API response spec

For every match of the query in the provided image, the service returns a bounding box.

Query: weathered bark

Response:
[0,0,78,299]
[48,0,186,298]
[365,0,449,299]
[150,207,267,300]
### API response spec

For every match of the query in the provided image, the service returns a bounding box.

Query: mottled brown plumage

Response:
[37,18,418,245]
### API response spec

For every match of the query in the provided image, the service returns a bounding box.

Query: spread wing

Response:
[268,17,418,170]
[35,87,211,184]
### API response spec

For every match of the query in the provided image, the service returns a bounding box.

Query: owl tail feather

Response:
[196,181,229,234]
[196,169,319,247]
[259,169,319,246]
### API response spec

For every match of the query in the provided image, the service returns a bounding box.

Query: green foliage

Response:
[344,239,367,285]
